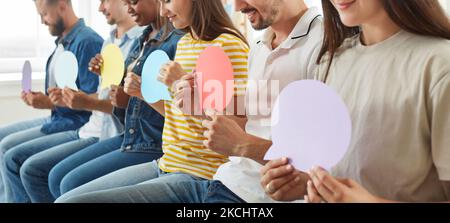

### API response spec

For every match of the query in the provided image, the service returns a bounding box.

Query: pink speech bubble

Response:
[195,46,235,112]
[264,80,352,172]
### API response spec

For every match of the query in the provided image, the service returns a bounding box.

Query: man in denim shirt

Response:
[0,0,102,202]
[2,0,145,203]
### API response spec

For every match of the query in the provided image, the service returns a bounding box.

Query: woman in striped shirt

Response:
[59,0,249,203]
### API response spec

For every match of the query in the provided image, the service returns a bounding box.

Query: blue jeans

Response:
[55,161,160,201]
[58,161,246,203]
[48,135,162,199]
[3,130,82,203]
[0,117,49,203]
[20,136,98,203]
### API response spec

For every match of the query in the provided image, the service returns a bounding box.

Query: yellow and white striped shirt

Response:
[158,33,249,179]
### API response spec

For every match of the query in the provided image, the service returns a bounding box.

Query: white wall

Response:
[0,80,49,126]
[440,0,449,12]
[0,0,107,126]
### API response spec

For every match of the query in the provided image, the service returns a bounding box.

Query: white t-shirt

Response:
[48,44,65,88]
[78,86,108,139]
[113,37,122,45]
[213,7,323,203]
[78,26,144,140]
[315,31,450,202]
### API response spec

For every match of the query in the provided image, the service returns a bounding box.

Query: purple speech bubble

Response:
[22,60,32,93]
[264,80,352,172]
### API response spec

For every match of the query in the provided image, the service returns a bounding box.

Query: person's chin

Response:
[250,21,260,29]
[340,16,361,27]
[49,28,58,36]
[172,22,187,30]
[251,21,269,31]
[136,20,146,27]
[173,23,183,29]
[131,15,140,24]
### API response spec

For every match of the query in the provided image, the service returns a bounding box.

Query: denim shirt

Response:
[113,26,184,153]
[41,19,103,134]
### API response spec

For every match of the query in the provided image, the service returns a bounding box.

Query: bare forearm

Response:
[227,116,248,130]
[38,96,55,110]
[45,99,56,110]
[237,134,273,165]
[87,99,114,114]
[85,93,112,113]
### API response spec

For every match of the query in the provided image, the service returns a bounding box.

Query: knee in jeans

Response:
[20,158,42,181]
[3,150,21,173]
[0,140,10,155]
[48,169,61,190]
[0,132,8,144]
[48,167,68,198]
[0,136,19,155]
[60,174,82,195]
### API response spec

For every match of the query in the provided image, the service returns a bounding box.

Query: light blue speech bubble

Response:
[54,51,78,90]
[141,50,171,103]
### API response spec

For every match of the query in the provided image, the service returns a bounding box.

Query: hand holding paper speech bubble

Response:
[264,80,352,172]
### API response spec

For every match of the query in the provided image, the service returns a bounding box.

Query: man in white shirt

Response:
[202,0,323,203]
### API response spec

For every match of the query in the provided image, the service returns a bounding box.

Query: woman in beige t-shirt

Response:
[260,0,450,202]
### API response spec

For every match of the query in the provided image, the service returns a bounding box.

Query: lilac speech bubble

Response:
[22,60,32,93]
[264,80,352,172]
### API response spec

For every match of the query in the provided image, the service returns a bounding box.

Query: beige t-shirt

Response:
[315,31,450,202]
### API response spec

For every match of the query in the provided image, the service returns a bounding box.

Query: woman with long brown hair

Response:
[261,0,450,202]
[58,0,249,203]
